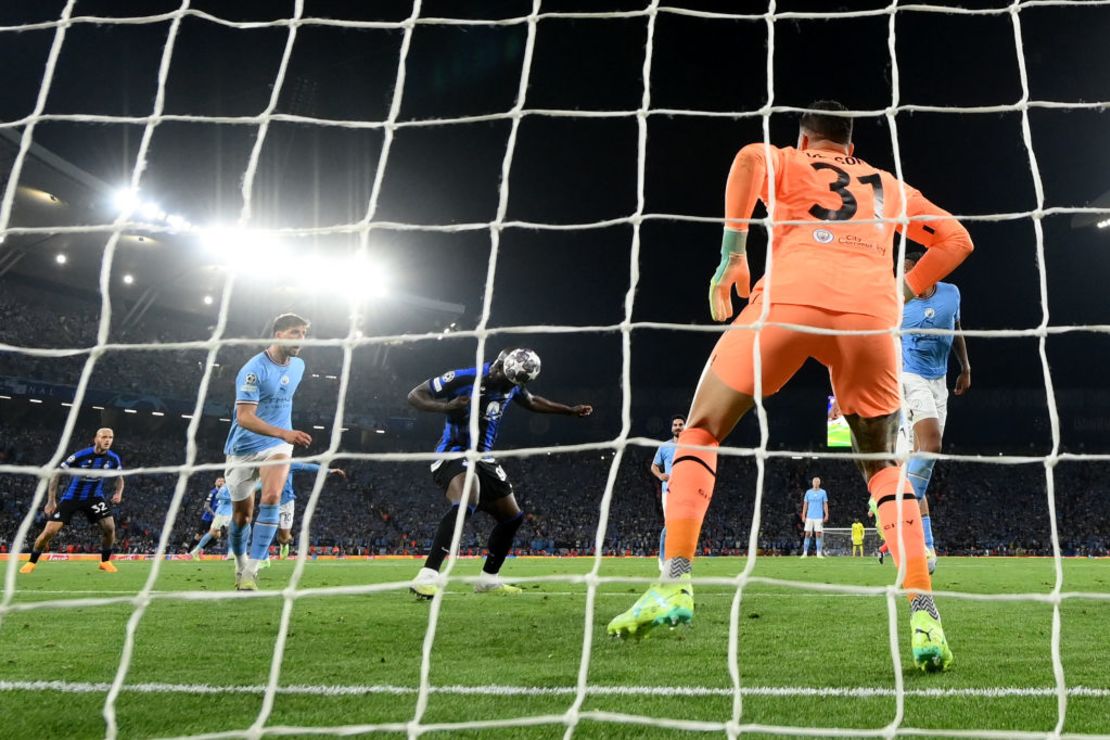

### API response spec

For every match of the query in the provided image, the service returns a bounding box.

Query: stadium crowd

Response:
[4,279,1110,560]
[2,425,1108,558]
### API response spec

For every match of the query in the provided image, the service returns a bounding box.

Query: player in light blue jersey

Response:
[901,252,971,574]
[189,477,228,559]
[223,313,313,590]
[252,459,346,562]
[650,414,685,571]
[800,477,829,558]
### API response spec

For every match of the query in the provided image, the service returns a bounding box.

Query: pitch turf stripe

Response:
[2,680,1110,699]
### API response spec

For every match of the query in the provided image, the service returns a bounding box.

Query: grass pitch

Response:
[2,556,1109,738]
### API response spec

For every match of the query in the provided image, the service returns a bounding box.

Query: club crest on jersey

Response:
[280,375,290,386]
[813,228,834,244]
[924,308,936,319]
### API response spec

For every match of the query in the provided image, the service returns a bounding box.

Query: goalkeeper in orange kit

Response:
[607,101,973,673]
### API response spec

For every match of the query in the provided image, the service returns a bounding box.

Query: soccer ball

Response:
[502,348,541,385]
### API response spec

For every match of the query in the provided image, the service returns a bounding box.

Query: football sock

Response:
[869,466,932,600]
[803,536,811,554]
[229,520,251,558]
[921,514,935,550]
[29,550,42,564]
[815,536,823,555]
[906,456,936,500]
[879,542,890,554]
[249,504,280,565]
[663,427,719,563]
[193,531,214,552]
[482,511,524,575]
[657,526,666,567]
[911,593,941,620]
[664,556,691,579]
[100,548,112,563]
[424,504,474,572]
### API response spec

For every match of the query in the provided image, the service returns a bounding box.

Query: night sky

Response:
[1,0,1108,453]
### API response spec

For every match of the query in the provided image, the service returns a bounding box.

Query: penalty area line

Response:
[1,680,1108,699]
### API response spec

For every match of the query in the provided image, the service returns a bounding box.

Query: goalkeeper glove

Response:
[709,230,750,322]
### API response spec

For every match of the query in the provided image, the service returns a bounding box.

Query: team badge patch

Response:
[813,228,834,244]
[443,371,455,383]
[925,308,936,319]
[245,373,257,385]
[281,375,290,385]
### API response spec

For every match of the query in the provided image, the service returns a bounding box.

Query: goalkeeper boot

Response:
[926,548,938,574]
[19,562,36,574]
[911,609,953,673]
[99,561,118,573]
[473,572,521,595]
[410,567,439,600]
[607,574,694,639]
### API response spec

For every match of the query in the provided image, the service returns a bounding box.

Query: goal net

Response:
[1,1,1108,738]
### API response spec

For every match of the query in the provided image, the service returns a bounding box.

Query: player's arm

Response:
[236,403,312,447]
[203,497,216,517]
[650,447,667,482]
[823,500,829,523]
[512,387,592,417]
[899,187,974,300]
[800,496,808,522]
[710,144,776,321]
[112,470,124,505]
[407,380,470,414]
[291,460,347,480]
[953,318,971,396]
[45,472,60,515]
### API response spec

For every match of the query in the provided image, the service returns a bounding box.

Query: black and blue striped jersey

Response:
[58,447,124,502]
[427,363,520,454]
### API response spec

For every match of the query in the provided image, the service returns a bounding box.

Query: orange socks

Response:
[868,466,931,598]
[663,427,720,562]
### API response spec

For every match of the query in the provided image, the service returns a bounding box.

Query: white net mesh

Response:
[2,1,1110,739]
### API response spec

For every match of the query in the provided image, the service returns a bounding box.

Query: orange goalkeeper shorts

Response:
[709,301,901,419]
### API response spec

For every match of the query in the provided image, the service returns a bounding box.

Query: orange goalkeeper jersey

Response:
[725,143,973,324]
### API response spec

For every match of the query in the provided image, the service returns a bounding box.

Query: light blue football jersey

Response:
[902,282,961,380]
[224,351,305,456]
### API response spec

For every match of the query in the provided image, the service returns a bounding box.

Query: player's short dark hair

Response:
[271,312,310,335]
[799,100,853,145]
[671,414,687,424]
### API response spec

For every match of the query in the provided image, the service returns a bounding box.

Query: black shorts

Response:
[431,458,513,503]
[197,518,215,535]
[51,498,113,525]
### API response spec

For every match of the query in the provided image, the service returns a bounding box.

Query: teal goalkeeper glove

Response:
[709,230,750,322]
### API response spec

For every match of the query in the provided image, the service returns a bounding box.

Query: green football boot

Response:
[911,609,953,672]
[607,575,694,639]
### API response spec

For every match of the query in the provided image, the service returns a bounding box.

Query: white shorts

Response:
[278,500,295,531]
[903,372,948,433]
[804,518,824,533]
[210,514,231,531]
[224,443,294,502]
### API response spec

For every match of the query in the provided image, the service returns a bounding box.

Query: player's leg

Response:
[190,522,215,558]
[802,518,813,557]
[225,455,260,587]
[95,513,118,573]
[814,520,825,558]
[831,319,951,671]
[474,481,524,594]
[21,521,65,573]
[277,500,295,559]
[609,303,816,637]
[904,372,946,572]
[242,450,291,585]
[658,489,667,573]
[412,461,478,599]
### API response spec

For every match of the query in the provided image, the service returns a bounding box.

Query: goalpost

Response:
[2,1,1109,738]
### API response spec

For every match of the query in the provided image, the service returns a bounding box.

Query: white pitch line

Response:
[2,680,1109,700]
[10,590,883,598]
